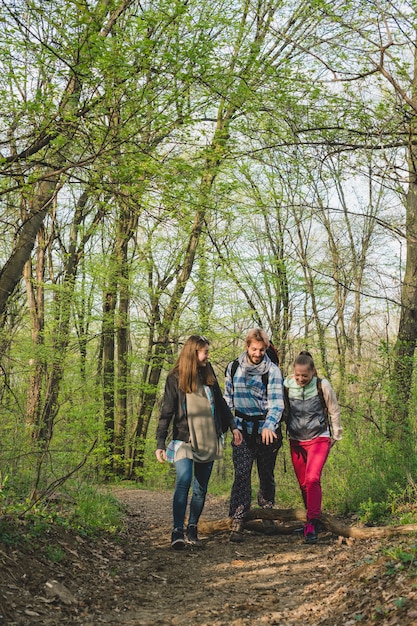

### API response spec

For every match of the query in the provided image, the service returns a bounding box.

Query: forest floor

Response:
[1,488,417,625]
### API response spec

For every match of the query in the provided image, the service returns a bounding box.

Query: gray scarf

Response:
[238,352,271,378]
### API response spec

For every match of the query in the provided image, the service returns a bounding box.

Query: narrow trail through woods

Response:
[1,488,417,625]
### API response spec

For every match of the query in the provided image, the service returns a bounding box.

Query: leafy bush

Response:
[67,484,124,535]
[358,498,391,524]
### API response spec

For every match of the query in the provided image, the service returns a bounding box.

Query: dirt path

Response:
[1,488,417,625]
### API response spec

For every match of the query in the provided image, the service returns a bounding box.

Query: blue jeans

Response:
[173,458,214,529]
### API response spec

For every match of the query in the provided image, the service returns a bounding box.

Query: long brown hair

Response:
[172,335,215,393]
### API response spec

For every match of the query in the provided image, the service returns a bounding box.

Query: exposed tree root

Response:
[198,507,417,539]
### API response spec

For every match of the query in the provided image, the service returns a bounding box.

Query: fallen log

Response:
[244,520,303,535]
[198,507,417,539]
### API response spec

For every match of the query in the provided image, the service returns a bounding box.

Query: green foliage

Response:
[1,0,417,525]
[358,499,390,525]
[45,544,66,563]
[67,485,124,535]
[0,520,21,546]
[0,480,124,544]
[135,435,176,489]
[352,473,417,526]
[383,542,417,578]
[324,428,417,515]
[319,350,417,515]
[385,478,417,525]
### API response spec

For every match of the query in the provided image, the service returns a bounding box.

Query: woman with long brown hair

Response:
[156,335,242,549]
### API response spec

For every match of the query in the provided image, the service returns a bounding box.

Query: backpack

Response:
[266,342,279,365]
[283,377,330,433]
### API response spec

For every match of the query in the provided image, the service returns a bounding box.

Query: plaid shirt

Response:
[224,356,284,435]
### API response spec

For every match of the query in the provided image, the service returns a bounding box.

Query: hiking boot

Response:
[229,520,244,543]
[304,522,318,544]
[186,524,202,547]
[171,528,185,550]
[311,518,324,533]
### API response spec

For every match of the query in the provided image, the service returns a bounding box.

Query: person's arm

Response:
[322,379,342,442]
[260,365,284,444]
[155,374,178,453]
[263,366,284,431]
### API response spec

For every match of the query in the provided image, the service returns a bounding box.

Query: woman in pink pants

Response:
[284,352,342,543]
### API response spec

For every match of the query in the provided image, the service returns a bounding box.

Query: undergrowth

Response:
[0,482,124,547]
[358,475,417,526]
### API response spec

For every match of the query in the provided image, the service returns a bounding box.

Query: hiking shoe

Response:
[311,518,324,533]
[171,528,185,550]
[229,520,244,543]
[304,522,318,544]
[186,524,202,547]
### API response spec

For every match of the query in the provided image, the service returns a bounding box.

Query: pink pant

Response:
[290,437,331,521]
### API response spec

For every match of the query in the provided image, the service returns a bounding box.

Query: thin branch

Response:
[19,438,98,517]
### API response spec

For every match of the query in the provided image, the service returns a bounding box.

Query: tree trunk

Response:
[293,207,330,377]
[24,221,47,431]
[34,192,92,443]
[114,234,130,473]
[391,43,417,438]
[0,177,57,323]
[0,0,133,324]
[127,207,208,478]
[102,288,116,459]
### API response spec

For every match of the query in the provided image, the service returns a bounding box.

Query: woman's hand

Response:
[155,449,167,463]
[232,428,243,446]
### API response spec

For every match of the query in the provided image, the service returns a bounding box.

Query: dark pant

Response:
[229,435,281,522]
[173,457,214,529]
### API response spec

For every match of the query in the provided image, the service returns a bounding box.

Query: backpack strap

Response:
[283,385,290,419]
[316,377,331,435]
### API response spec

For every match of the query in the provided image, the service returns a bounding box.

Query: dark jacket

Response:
[156,364,235,450]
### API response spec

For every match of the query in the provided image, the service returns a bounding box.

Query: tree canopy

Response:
[0,0,416,511]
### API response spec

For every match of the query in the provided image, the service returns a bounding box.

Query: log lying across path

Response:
[198,508,417,540]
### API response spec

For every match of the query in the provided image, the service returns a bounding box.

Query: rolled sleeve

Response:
[223,364,235,410]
